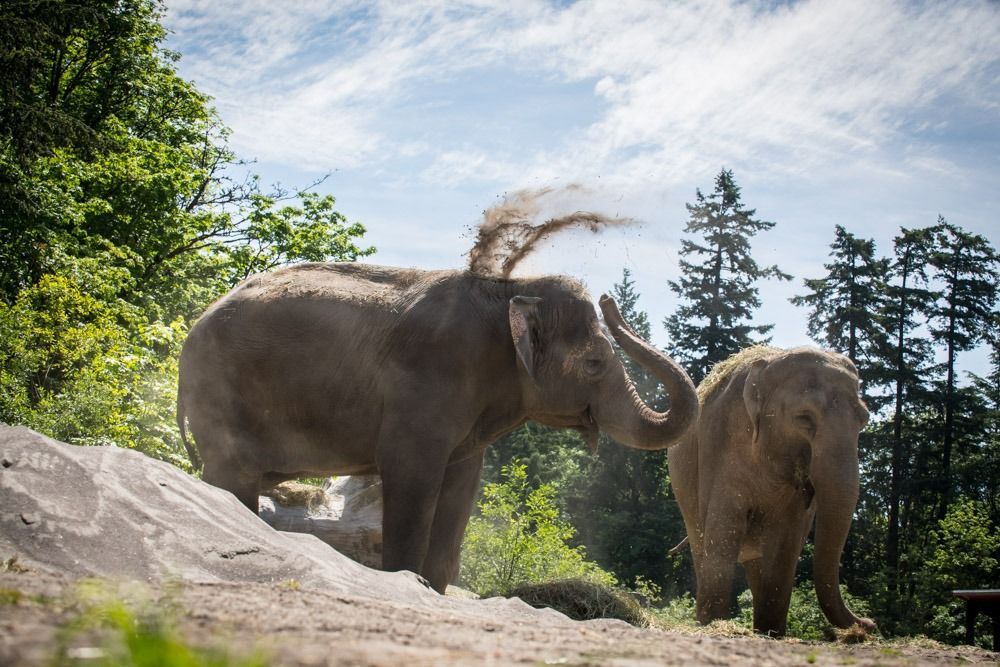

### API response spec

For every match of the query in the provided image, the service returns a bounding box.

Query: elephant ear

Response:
[742,358,769,463]
[509,296,543,382]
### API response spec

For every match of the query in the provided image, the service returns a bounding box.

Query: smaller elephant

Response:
[668,346,875,636]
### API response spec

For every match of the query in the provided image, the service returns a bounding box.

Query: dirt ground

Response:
[1,569,996,667]
[1,428,997,666]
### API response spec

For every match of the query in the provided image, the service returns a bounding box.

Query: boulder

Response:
[0,426,424,602]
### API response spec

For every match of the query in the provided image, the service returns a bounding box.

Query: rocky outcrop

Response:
[0,426,427,601]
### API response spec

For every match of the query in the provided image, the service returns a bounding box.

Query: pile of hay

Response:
[262,481,328,510]
[507,580,648,627]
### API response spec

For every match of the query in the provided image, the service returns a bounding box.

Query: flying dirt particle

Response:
[467,185,634,278]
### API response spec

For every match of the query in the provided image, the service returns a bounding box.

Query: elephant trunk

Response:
[592,295,699,451]
[810,434,874,631]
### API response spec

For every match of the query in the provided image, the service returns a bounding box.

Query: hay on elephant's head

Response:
[262,481,328,510]
[506,580,648,627]
[836,622,874,644]
[697,345,779,404]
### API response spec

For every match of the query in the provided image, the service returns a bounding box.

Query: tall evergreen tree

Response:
[927,218,999,518]
[966,341,1000,517]
[790,225,888,392]
[664,169,790,383]
[874,226,939,587]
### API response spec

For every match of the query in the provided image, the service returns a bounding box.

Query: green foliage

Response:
[483,423,591,495]
[56,580,267,666]
[912,500,1000,647]
[647,593,698,629]
[0,0,373,466]
[0,249,188,465]
[459,463,617,596]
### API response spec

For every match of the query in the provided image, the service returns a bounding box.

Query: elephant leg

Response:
[421,452,485,593]
[746,521,803,636]
[203,459,261,513]
[696,509,746,625]
[377,428,451,578]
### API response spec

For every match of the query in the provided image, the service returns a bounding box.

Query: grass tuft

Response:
[836,623,873,644]
[56,579,269,666]
[507,579,649,627]
[0,588,23,605]
[2,555,31,573]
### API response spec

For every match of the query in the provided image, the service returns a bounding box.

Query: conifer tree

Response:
[664,169,790,383]
[877,226,939,579]
[965,341,1000,515]
[790,225,888,390]
[927,218,1000,518]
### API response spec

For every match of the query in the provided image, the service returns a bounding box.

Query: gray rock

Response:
[0,426,432,603]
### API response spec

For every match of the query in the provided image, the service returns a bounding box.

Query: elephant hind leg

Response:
[203,461,262,513]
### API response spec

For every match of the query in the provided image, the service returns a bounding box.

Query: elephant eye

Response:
[584,358,604,376]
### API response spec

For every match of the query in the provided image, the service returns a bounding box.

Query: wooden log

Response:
[259,476,383,568]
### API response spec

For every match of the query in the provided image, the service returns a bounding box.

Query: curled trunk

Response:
[592,295,699,450]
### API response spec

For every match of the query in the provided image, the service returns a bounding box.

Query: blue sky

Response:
[162,0,1000,375]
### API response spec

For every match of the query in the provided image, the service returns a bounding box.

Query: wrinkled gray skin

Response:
[178,263,699,593]
[668,346,876,636]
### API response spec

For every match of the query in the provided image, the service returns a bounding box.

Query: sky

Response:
[162,0,1000,376]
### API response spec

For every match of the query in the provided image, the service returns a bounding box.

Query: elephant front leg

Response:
[378,434,451,579]
[421,452,485,593]
[696,510,746,625]
[745,522,802,636]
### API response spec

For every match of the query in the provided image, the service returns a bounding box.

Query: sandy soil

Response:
[1,569,997,667]
[1,428,997,666]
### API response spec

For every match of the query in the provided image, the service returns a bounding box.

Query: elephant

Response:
[177,262,699,593]
[667,345,875,636]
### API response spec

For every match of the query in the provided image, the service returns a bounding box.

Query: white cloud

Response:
[163,0,1000,189]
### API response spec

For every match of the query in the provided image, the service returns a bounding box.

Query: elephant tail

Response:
[668,535,689,555]
[176,389,202,472]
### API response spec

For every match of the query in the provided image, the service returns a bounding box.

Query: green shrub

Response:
[459,462,617,596]
[913,500,1000,648]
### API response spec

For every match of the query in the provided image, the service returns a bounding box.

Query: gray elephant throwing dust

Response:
[178,262,699,593]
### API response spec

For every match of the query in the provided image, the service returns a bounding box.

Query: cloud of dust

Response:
[467,185,634,278]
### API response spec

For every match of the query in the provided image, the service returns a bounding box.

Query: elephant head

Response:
[508,283,698,452]
[742,348,875,631]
